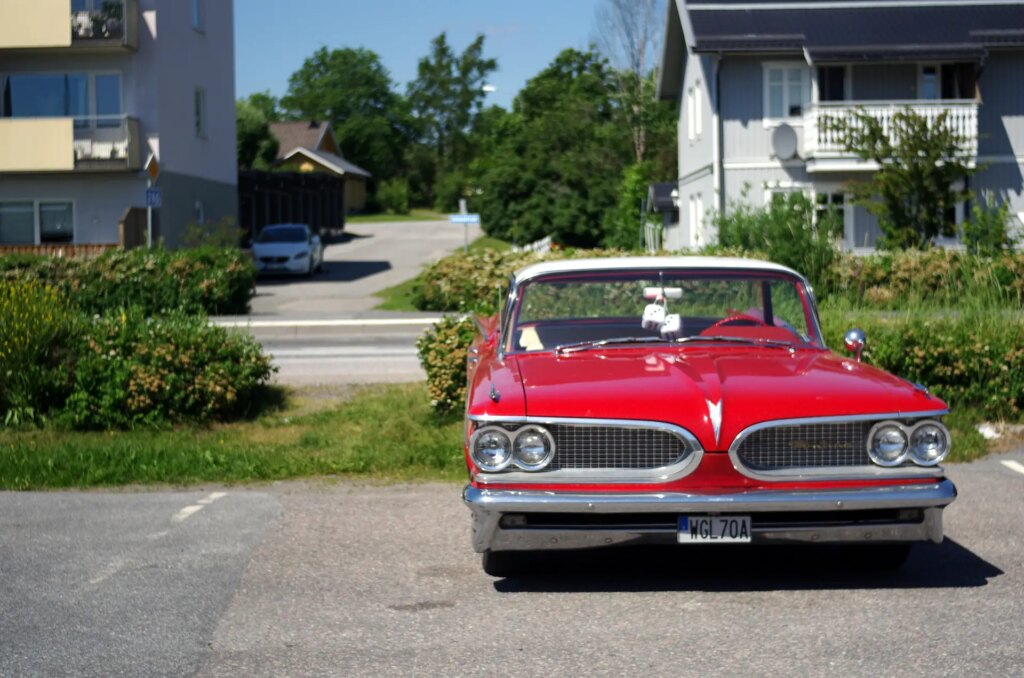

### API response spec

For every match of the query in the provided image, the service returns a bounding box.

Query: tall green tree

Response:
[836,108,977,249]
[246,91,281,122]
[281,47,411,182]
[236,99,278,170]
[406,33,497,207]
[474,49,631,247]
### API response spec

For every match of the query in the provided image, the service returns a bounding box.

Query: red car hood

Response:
[512,347,946,451]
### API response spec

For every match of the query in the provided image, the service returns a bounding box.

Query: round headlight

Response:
[512,426,555,471]
[909,422,950,466]
[471,427,513,472]
[868,423,909,467]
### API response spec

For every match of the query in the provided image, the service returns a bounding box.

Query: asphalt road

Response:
[2,452,1023,677]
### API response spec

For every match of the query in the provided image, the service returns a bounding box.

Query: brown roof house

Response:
[269,121,371,212]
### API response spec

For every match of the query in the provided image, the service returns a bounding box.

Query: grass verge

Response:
[0,383,465,490]
[347,209,446,224]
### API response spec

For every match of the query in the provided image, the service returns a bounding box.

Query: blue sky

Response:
[235,0,606,110]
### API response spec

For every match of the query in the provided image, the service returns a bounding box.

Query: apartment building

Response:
[0,0,237,248]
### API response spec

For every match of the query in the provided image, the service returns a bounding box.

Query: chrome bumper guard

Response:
[463,480,957,553]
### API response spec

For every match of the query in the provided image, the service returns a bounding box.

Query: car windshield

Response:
[257,226,308,243]
[508,269,822,353]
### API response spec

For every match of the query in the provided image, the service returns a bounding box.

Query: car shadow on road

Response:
[492,538,1002,593]
[256,260,392,286]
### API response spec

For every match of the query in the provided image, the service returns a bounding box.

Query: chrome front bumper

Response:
[463,480,957,553]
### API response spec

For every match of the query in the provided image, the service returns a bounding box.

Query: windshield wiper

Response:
[675,335,797,350]
[554,336,667,355]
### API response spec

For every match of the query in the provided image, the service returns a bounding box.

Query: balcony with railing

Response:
[0,0,137,52]
[804,100,979,169]
[0,115,141,173]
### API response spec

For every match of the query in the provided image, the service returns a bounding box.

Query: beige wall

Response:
[0,0,71,49]
[0,119,75,172]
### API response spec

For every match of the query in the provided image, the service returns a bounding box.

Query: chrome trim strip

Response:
[728,411,950,482]
[467,415,704,484]
[464,482,956,552]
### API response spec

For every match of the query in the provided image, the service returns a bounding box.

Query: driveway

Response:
[2,452,1023,677]
[250,219,481,316]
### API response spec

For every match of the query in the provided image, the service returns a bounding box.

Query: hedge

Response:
[0,246,256,316]
[1,280,273,430]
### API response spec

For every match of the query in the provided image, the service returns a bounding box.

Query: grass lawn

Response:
[347,209,446,224]
[373,235,512,311]
[0,383,466,490]
[0,380,999,490]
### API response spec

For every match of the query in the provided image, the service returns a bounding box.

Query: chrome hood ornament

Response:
[706,399,723,447]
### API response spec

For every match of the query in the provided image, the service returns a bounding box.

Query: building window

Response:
[193,200,206,225]
[817,66,847,102]
[764,64,810,121]
[0,202,35,245]
[920,65,939,100]
[694,81,703,138]
[192,0,205,32]
[0,201,74,245]
[194,87,207,138]
[1,72,122,128]
[687,87,695,142]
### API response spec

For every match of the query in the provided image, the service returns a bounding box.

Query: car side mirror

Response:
[844,328,866,362]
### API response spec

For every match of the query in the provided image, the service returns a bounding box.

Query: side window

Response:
[192,0,205,32]
[764,64,810,120]
[194,87,207,138]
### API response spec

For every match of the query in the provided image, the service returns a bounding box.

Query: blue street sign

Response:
[145,188,162,208]
[449,213,480,225]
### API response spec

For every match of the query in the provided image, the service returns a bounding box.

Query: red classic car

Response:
[462,257,957,576]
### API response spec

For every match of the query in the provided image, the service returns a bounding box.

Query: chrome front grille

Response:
[736,421,873,470]
[496,422,692,470]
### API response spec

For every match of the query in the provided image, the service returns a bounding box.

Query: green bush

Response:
[0,280,76,425]
[820,307,1024,420]
[0,246,256,315]
[962,197,1019,257]
[377,178,411,215]
[416,316,476,415]
[714,191,843,294]
[60,309,274,429]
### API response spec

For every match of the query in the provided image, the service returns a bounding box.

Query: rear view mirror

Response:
[643,287,682,300]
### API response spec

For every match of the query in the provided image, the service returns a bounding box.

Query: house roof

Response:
[280,147,372,179]
[659,0,1024,97]
[269,121,330,160]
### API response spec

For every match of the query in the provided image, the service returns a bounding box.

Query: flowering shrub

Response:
[60,309,274,429]
[0,280,76,425]
[0,246,256,316]
[820,310,1024,419]
[416,315,476,415]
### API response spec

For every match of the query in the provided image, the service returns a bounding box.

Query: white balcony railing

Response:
[804,100,979,160]
[72,115,141,171]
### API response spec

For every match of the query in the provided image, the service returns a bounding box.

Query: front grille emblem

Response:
[706,399,722,446]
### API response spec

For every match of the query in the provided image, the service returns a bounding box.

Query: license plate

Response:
[678,516,752,544]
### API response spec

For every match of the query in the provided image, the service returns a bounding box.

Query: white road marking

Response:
[211,318,443,328]
[269,347,418,358]
[88,558,129,586]
[1001,460,1024,477]
[172,492,228,522]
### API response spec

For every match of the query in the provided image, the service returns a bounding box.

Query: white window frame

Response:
[0,199,76,245]
[694,80,703,139]
[194,86,208,139]
[762,62,812,128]
[762,181,811,205]
[687,86,695,142]
[811,187,854,246]
[192,0,206,33]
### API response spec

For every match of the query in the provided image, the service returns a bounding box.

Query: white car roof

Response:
[512,256,805,284]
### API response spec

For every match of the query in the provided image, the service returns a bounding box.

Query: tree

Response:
[236,99,278,170]
[602,162,655,250]
[594,0,675,172]
[836,108,977,249]
[406,33,497,206]
[246,91,281,122]
[474,49,631,247]
[281,47,412,183]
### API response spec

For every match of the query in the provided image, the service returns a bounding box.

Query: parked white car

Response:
[252,224,324,276]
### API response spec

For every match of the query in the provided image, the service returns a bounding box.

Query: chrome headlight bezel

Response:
[511,425,556,471]
[867,419,951,468]
[908,421,952,466]
[867,422,910,467]
[469,426,514,472]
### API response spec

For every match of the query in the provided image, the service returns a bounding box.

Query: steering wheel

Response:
[706,312,768,331]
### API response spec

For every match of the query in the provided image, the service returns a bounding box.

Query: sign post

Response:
[144,156,160,248]
[448,211,481,254]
